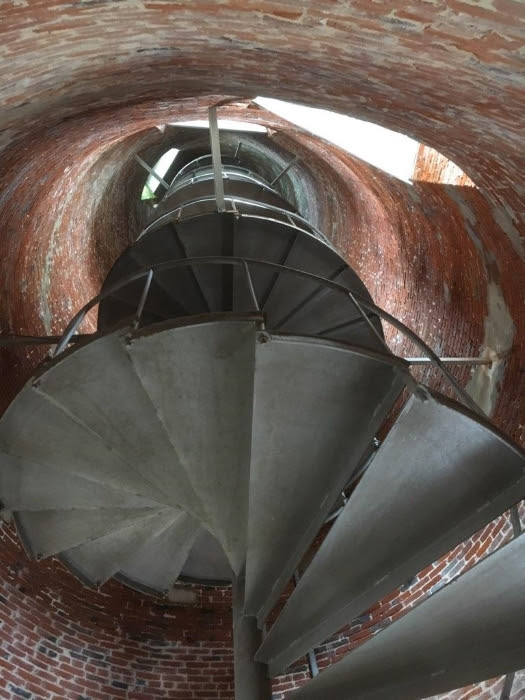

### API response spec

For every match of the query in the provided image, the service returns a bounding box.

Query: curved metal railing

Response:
[141,195,329,245]
[172,154,238,182]
[52,256,484,417]
[168,165,270,195]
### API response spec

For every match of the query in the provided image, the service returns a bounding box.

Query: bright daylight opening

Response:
[255,97,420,183]
[141,120,268,201]
[141,147,180,200]
[141,102,470,200]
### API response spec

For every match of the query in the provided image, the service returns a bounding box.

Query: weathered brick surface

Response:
[0,2,523,698]
[0,519,234,699]
[413,144,475,187]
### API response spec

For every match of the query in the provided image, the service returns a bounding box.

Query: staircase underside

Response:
[0,316,407,595]
[0,315,523,661]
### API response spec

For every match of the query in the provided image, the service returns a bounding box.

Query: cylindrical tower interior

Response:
[0,3,524,699]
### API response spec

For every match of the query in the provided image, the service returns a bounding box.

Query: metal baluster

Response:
[241,260,260,313]
[133,269,154,329]
[293,571,319,678]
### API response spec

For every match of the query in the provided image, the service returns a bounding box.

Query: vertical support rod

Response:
[306,646,319,678]
[53,310,88,357]
[271,156,299,186]
[347,290,422,399]
[232,575,272,700]
[292,572,319,678]
[134,269,154,328]
[242,260,260,312]
[209,106,226,212]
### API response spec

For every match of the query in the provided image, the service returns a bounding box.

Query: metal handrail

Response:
[172,154,238,182]
[140,195,327,244]
[171,164,264,184]
[52,256,483,417]
[167,169,273,197]
[172,169,260,187]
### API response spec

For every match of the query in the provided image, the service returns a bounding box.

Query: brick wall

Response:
[0,521,234,699]
[413,144,476,187]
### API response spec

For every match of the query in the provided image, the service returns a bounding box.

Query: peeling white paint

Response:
[38,182,78,334]
[457,0,497,11]
[445,187,485,258]
[492,204,525,260]
[466,281,515,416]
[166,586,198,605]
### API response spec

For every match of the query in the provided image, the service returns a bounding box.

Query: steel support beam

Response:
[134,155,170,190]
[500,672,516,700]
[232,575,272,700]
[209,106,226,211]
[510,505,522,537]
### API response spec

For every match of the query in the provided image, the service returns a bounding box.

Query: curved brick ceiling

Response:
[2,1,524,202]
[0,3,523,698]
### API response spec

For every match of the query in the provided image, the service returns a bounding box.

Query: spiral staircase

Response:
[0,112,524,700]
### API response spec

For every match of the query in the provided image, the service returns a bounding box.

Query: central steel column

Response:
[232,575,272,700]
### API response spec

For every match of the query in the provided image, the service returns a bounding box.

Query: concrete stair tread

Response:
[261,234,362,326]
[0,454,160,511]
[175,215,236,312]
[275,268,377,342]
[0,385,165,503]
[127,319,257,575]
[15,507,168,559]
[35,332,205,519]
[61,509,181,587]
[257,392,525,675]
[288,535,525,700]
[244,333,406,622]
[118,510,202,593]
[320,314,385,349]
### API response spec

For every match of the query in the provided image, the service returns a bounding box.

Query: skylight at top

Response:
[255,97,419,183]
